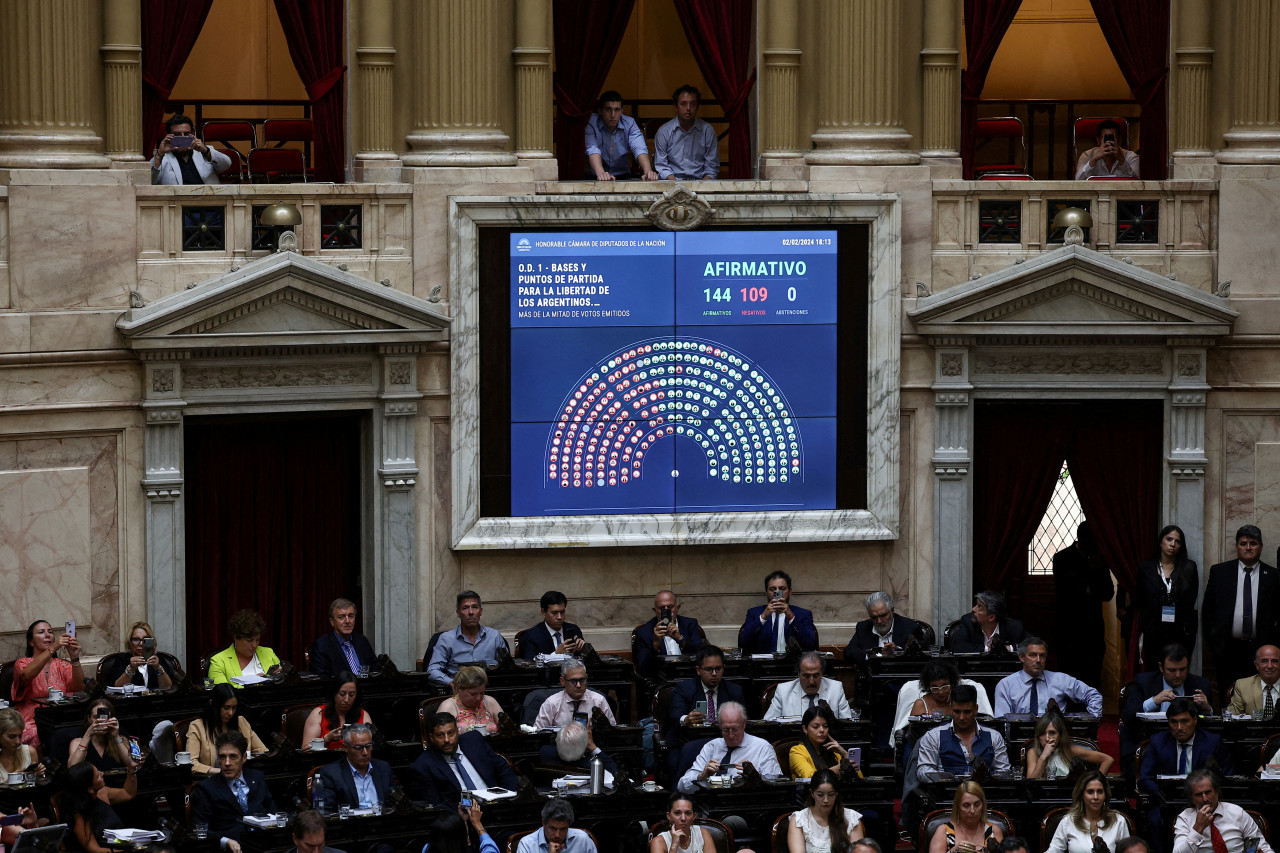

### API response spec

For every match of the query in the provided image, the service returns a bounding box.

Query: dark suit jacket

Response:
[667,677,745,745]
[534,744,621,778]
[739,604,817,653]
[517,622,585,659]
[1118,670,1213,758]
[1133,558,1200,656]
[191,769,276,840]
[948,612,1027,654]
[1138,729,1234,795]
[843,614,923,662]
[309,631,377,677]
[318,757,395,808]
[404,731,518,805]
[634,615,705,676]
[1202,559,1280,660]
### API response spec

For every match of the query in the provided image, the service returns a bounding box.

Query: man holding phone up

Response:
[739,571,818,654]
[151,114,231,185]
[634,590,705,677]
[1075,119,1139,179]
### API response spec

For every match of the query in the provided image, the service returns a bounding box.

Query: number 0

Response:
[788,287,797,301]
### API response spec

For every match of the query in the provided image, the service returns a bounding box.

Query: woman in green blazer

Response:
[207,609,283,687]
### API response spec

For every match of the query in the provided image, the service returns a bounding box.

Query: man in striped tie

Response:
[309,598,377,677]
[1226,644,1280,718]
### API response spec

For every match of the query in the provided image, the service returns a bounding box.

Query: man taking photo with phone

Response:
[151,114,231,185]
[1075,119,1139,179]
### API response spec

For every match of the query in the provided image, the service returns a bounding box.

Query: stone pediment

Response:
[909,244,1236,339]
[117,251,449,351]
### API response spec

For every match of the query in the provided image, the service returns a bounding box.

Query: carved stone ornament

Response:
[183,363,373,390]
[939,353,964,377]
[973,351,1164,375]
[646,185,715,231]
[389,361,412,386]
[1177,353,1201,378]
[151,369,174,393]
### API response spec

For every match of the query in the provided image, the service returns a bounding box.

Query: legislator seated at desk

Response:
[517,798,598,853]
[1227,644,1280,718]
[191,730,276,847]
[667,645,743,779]
[764,652,852,720]
[948,592,1026,655]
[1044,770,1132,853]
[678,701,781,793]
[187,684,269,776]
[790,706,861,780]
[739,570,817,654]
[289,809,346,853]
[302,671,374,750]
[519,591,585,658]
[1121,644,1212,770]
[1025,710,1113,779]
[208,609,283,687]
[912,686,1011,779]
[428,591,507,686]
[60,697,134,772]
[924,781,1004,853]
[407,712,519,807]
[308,598,376,678]
[1171,770,1272,853]
[1139,699,1235,853]
[63,762,134,853]
[534,661,616,729]
[535,722,620,781]
[844,592,924,662]
[789,770,866,853]
[440,666,507,736]
[634,590,705,678]
[993,638,1102,718]
[101,620,179,690]
[317,724,395,810]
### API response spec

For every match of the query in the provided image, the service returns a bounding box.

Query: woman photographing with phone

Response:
[790,706,861,780]
[65,698,135,772]
[12,619,84,747]
[103,621,177,690]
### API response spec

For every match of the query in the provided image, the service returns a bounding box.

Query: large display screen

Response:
[509,230,840,517]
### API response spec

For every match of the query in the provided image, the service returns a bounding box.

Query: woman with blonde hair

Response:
[1046,771,1131,853]
[928,781,1004,853]
[0,708,42,775]
[103,621,178,690]
[438,666,505,735]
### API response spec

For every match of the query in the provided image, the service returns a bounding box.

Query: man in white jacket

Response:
[151,114,231,185]
[764,651,852,720]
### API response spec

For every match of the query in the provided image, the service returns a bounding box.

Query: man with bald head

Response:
[1228,644,1280,718]
[634,590,705,677]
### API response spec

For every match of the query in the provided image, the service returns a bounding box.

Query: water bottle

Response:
[589,753,604,795]
[313,773,328,814]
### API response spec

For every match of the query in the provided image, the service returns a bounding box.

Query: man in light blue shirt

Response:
[516,798,598,853]
[318,724,394,810]
[654,85,719,181]
[427,591,508,686]
[993,637,1102,717]
[585,90,657,181]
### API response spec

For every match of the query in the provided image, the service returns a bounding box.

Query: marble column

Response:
[403,0,516,167]
[141,363,187,664]
[807,0,919,165]
[931,349,973,630]
[374,350,424,669]
[920,0,960,166]
[760,0,804,178]
[0,0,109,168]
[353,0,402,181]
[1167,348,1208,581]
[1218,0,1280,163]
[1171,0,1214,175]
[101,0,144,163]
[513,0,555,178]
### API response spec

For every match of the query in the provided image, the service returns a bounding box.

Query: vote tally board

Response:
[509,230,839,517]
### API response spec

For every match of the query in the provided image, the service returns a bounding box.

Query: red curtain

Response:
[1090,0,1170,180]
[552,0,636,180]
[961,0,1023,178]
[273,0,347,183]
[672,0,757,179]
[973,404,1076,594]
[140,0,214,158]
[184,415,362,671]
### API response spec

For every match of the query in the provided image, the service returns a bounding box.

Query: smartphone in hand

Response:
[65,620,76,638]
[170,136,194,149]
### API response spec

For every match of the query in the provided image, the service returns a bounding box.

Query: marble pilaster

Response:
[760,0,804,178]
[931,348,972,629]
[1168,347,1209,576]
[353,0,402,182]
[512,0,555,179]
[1218,0,1280,163]
[919,0,960,170]
[1171,0,1213,169]
[141,368,186,660]
[100,0,144,164]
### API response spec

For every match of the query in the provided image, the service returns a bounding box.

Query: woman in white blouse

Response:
[788,769,865,853]
[1046,770,1131,853]
[650,793,718,853]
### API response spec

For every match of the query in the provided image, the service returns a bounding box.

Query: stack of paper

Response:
[230,673,270,686]
[104,829,166,843]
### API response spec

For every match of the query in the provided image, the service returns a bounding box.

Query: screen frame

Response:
[449,191,901,550]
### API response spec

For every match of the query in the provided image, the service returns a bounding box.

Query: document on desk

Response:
[471,787,518,802]
[230,673,270,686]
[1137,712,1168,721]
[104,829,167,843]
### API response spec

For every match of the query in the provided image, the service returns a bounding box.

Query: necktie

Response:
[232,777,248,811]
[1180,743,1191,774]
[706,689,716,721]
[1029,677,1040,716]
[722,746,735,767]
[773,614,785,653]
[553,630,562,649]
[1266,685,1275,719]
[1209,818,1229,853]
[341,640,361,673]
[453,754,477,790]
[571,699,581,720]
[807,693,819,708]
[1244,566,1255,637]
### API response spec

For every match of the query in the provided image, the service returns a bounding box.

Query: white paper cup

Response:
[175,752,192,765]
[7,772,23,785]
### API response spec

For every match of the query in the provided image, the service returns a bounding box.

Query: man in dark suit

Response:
[634,590,705,677]
[1119,644,1213,774]
[308,598,377,677]
[1204,525,1280,702]
[738,570,817,654]
[948,590,1027,654]
[405,712,519,806]
[1138,698,1234,853]
[844,591,923,661]
[290,809,345,853]
[665,644,744,779]
[535,722,622,779]
[518,591,585,658]
[318,724,395,810]
[191,731,276,848]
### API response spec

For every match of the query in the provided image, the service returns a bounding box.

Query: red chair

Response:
[202,121,258,160]
[978,173,1033,181]
[973,117,1027,177]
[248,147,307,183]
[214,147,245,183]
[263,119,315,146]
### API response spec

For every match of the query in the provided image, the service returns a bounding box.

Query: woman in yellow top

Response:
[207,610,282,686]
[789,706,861,780]
[185,684,269,776]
